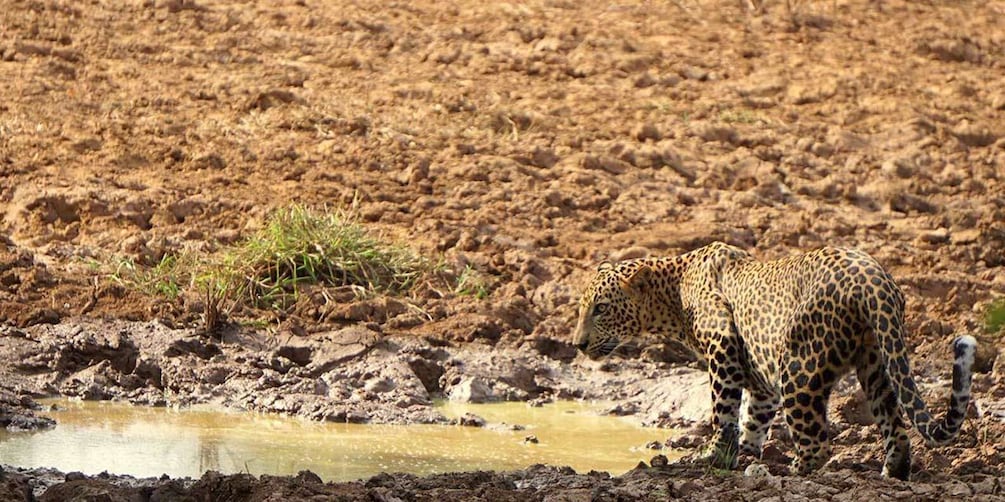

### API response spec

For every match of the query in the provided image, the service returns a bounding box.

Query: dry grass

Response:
[111,204,438,332]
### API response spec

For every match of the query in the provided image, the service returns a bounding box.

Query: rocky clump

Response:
[5,461,1005,502]
[0,390,54,432]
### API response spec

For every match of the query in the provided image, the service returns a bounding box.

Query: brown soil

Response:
[2,463,1004,502]
[1,0,1004,499]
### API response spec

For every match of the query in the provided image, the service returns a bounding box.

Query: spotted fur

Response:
[573,242,976,480]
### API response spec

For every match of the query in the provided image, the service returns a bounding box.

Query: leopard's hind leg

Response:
[779,302,851,475]
[739,388,780,457]
[780,351,836,475]
[857,340,912,480]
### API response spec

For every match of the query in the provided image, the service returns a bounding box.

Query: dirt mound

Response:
[0,0,1002,337]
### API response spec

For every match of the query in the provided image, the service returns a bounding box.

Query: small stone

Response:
[633,122,662,142]
[880,159,915,179]
[456,412,485,427]
[743,463,772,478]
[827,130,869,152]
[972,477,998,495]
[348,116,371,135]
[296,470,323,485]
[972,337,997,374]
[991,92,1005,110]
[524,434,539,444]
[676,481,703,497]
[952,122,997,147]
[447,376,493,403]
[679,65,708,81]
[246,89,303,111]
[533,37,561,52]
[889,192,937,214]
[364,377,395,394]
[837,390,875,426]
[919,228,950,244]
[634,72,657,88]
[432,48,461,65]
[947,482,973,497]
[786,81,836,105]
[760,444,788,464]
[65,472,87,482]
[581,155,631,175]
[530,147,559,168]
[194,153,226,170]
[697,124,738,144]
[736,78,787,98]
[71,138,103,154]
[610,246,649,261]
[928,452,952,470]
[659,74,682,87]
[398,158,430,184]
[649,454,669,467]
[754,177,793,203]
[922,38,982,63]
[810,142,834,158]
[120,235,148,256]
[951,228,981,245]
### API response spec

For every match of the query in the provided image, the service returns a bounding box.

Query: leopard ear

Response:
[597,261,614,272]
[621,264,652,292]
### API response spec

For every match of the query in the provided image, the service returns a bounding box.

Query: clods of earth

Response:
[1,0,1005,500]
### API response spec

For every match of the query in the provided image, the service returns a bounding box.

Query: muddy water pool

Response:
[0,400,677,481]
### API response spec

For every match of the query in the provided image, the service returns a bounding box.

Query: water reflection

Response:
[0,400,675,481]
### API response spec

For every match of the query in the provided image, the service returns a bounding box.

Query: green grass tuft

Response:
[206,204,427,309]
[112,254,185,300]
[986,298,1005,336]
[104,204,445,331]
[453,264,492,300]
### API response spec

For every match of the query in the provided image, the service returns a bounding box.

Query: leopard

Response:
[573,241,977,480]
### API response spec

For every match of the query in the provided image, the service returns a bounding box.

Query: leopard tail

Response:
[872,308,977,446]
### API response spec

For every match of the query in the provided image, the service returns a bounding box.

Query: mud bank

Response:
[0,319,1000,499]
[0,318,709,427]
[3,460,1005,501]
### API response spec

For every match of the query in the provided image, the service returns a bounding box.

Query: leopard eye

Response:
[592,303,608,316]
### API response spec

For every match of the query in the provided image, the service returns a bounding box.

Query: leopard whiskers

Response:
[597,339,621,358]
[602,336,644,359]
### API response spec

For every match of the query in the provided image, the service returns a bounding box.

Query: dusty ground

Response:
[1,0,1005,499]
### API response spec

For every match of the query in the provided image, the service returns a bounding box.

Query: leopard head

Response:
[573,261,652,360]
